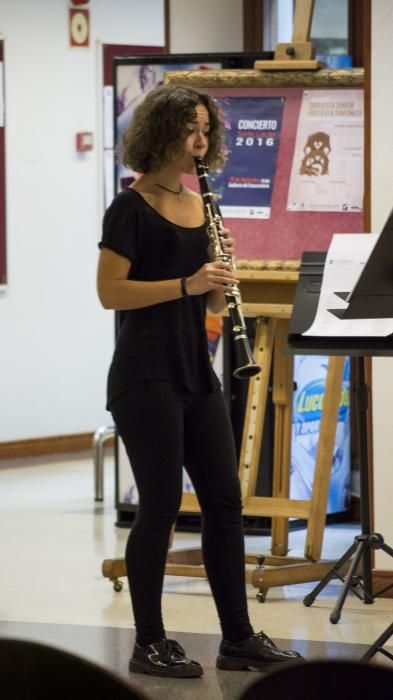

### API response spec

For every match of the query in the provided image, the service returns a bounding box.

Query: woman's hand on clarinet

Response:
[219,227,235,255]
[186,261,239,296]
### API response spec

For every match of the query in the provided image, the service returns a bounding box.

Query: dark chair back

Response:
[239,659,393,700]
[0,637,151,700]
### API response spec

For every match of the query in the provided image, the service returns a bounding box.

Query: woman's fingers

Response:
[186,261,239,295]
[220,228,236,253]
[209,262,238,286]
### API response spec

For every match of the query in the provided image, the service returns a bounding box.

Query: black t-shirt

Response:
[99,188,220,407]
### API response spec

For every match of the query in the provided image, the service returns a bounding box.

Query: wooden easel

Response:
[102,265,347,599]
[255,0,321,72]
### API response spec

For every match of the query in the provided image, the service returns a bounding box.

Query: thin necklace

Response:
[154,182,183,200]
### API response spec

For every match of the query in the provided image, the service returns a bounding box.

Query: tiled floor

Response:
[1,451,393,699]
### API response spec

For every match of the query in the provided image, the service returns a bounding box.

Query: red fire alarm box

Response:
[76,132,93,152]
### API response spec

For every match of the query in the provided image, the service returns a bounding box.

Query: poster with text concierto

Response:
[211,96,285,219]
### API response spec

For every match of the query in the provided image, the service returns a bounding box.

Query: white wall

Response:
[0,0,241,442]
[169,0,243,53]
[371,1,393,570]
[0,0,164,441]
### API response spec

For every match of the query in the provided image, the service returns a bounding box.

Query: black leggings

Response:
[110,381,253,646]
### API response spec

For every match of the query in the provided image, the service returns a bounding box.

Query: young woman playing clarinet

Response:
[97,83,302,678]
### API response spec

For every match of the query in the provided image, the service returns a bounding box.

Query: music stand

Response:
[287,225,393,626]
[361,620,393,662]
[327,206,393,320]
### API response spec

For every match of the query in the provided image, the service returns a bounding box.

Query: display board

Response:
[164,68,365,260]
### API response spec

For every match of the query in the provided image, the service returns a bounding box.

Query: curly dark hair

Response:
[121,84,224,173]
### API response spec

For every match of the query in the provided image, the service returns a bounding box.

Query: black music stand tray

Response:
[287,245,393,628]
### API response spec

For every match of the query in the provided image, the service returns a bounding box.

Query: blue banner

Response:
[211,96,285,219]
[291,355,351,514]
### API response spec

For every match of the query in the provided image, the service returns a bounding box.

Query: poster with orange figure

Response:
[287,89,363,213]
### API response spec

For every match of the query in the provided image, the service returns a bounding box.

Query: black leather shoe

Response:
[129,638,203,678]
[216,631,303,671]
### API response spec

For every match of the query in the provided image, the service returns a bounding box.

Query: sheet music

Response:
[303,233,393,337]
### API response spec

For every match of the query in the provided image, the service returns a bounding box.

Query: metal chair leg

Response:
[93,425,115,501]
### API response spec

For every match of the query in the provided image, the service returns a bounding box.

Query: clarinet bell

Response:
[233,336,262,379]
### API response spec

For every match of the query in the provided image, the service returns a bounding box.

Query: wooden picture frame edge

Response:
[164,67,364,89]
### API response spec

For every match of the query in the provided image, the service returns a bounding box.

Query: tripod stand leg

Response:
[329,539,367,624]
[381,541,393,558]
[371,541,393,598]
[303,541,358,607]
[361,621,393,662]
[362,542,374,604]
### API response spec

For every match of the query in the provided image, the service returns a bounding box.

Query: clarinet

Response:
[195,157,261,379]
